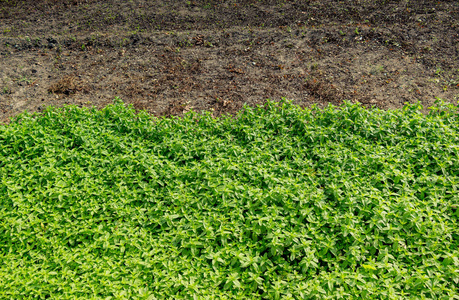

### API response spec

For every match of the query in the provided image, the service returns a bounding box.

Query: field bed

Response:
[1,0,459,123]
[0,100,458,299]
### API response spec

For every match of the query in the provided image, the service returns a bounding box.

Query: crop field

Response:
[0,99,458,299]
[1,0,459,298]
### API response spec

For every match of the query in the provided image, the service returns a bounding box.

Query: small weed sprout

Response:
[435,67,444,76]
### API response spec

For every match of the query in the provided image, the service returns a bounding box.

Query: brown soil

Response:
[1,0,458,123]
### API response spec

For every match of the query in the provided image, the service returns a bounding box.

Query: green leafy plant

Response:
[0,99,458,299]
[16,75,30,84]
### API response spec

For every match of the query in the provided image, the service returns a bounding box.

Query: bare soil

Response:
[1,0,459,123]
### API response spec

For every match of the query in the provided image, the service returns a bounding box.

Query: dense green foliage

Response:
[0,99,458,299]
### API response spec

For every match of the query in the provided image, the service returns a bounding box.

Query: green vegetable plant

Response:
[0,98,458,299]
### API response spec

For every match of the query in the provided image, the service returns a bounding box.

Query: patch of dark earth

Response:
[1,0,458,123]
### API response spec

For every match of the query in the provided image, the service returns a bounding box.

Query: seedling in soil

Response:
[16,75,30,85]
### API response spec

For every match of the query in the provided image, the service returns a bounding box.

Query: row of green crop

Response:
[0,98,458,299]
